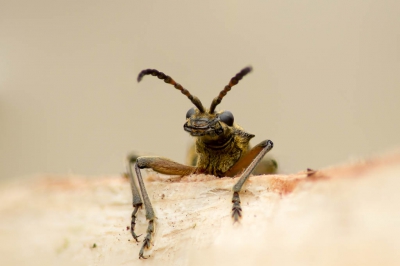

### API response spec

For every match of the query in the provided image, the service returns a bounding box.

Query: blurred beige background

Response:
[1,0,399,180]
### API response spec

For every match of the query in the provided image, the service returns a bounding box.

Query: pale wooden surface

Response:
[1,152,400,266]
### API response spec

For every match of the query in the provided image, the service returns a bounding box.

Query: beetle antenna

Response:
[137,69,205,113]
[209,66,252,113]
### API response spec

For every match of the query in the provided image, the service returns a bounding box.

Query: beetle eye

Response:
[219,111,234,126]
[186,107,195,119]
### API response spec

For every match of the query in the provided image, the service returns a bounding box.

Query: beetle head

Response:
[137,66,252,139]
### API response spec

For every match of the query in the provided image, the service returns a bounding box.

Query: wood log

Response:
[1,151,400,265]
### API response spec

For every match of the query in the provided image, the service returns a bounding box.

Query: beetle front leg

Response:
[230,140,274,222]
[132,162,156,259]
[127,156,195,259]
[127,156,143,242]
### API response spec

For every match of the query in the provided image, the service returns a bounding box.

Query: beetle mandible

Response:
[127,66,277,259]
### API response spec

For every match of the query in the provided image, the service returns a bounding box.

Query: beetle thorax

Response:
[194,126,254,177]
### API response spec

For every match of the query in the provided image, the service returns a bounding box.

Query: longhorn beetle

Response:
[127,66,276,259]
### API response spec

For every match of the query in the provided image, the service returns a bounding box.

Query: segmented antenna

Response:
[209,66,253,113]
[137,69,205,113]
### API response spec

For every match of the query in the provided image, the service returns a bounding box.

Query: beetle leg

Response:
[127,155,195,259]
[228,140,274,222]
[127,157,143,242]
[130,206,141,242]
[139,219,154,259]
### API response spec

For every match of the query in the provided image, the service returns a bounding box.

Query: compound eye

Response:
[219,111,234,126]
[186,107,196,119]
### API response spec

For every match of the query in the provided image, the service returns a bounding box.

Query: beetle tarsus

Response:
[131,205,142,242]
[139,220,154,259]
[231,192,242,222]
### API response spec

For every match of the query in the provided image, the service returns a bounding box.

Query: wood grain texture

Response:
[1,151,400,265]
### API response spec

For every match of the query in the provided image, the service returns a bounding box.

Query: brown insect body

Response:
[128,66,276,259]
[189,111,254,177]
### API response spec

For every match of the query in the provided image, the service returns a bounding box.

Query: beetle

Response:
[127,66,277,259]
